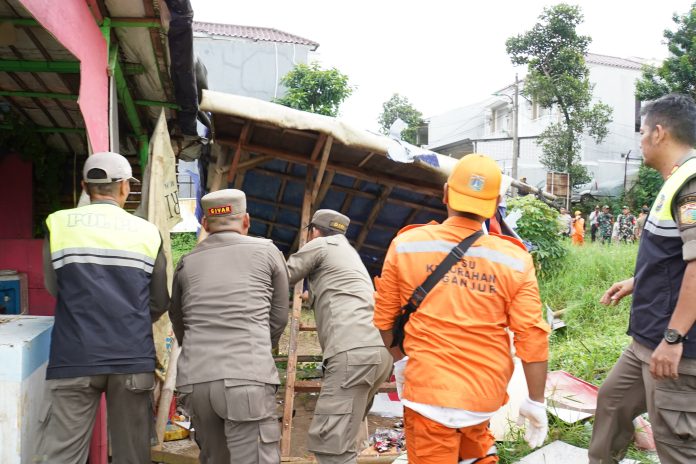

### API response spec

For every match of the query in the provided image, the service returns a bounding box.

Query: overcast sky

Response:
[191,0,694,131]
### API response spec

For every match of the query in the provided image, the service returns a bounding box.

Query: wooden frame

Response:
[155,108,448,461]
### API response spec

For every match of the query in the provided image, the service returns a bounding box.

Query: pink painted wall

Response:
[18,0,109,152]
[0,154,55,314]
[0,154,32,239]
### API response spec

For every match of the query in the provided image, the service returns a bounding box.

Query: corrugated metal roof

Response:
[193,22,319,50]
[586,53,645,70]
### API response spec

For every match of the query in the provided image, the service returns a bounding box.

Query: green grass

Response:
[543,242,637,385]
[499,241,656,463]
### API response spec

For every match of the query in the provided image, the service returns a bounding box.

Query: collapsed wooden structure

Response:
[199,90,453,457]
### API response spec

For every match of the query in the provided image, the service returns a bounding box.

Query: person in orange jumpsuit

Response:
[373,154,550,464]
[571,210,585,245]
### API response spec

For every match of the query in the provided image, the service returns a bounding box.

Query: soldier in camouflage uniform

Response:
[598,205,614,244]
[617,206,636,243]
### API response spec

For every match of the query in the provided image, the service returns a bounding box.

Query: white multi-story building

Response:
[175,23,319,232]
[427,53,646,196]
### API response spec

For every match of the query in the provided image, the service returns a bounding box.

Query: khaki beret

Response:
[310,209,349,234]
[201,189,246,218]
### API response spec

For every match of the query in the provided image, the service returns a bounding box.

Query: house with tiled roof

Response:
[193,21,319,102]
[427,52,648,199]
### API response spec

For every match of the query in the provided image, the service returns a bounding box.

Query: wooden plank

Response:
[299,324,317,331]
[209,144,231,192]
[226,122,252,183]
[274,355,323,363]
[358,151,375,168]
[290,140,328,252]
[233,152,250,190]
[150,449,198,464]
[273,234,389,253]
[237,155,273,171]
[153,341,181,450]
[313,170,335,211]
[294,380,397,393]
[251,168,445,215]
[310,136,333,204]
[266,163,295,240]
[216,137,442,197]
[252,217,297,231]
[355,185,393,251]
[281,166,314,457]
[341,179,362,215]
[310,133,328,161]
[360,243,389,253]
[233,125,254,190]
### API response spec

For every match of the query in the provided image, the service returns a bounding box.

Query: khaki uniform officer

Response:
[287,209,392,464]
[170,189,289,464]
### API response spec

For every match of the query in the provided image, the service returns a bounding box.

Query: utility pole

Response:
[623,150,632,193]
[511,73,520,191]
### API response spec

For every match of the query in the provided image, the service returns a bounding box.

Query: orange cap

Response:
[447,154,501,218]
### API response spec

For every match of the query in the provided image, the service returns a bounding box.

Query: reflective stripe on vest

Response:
[630,156,696,357]
[395,240,525,273]
[644,159,696,236]
[46,203,160,270]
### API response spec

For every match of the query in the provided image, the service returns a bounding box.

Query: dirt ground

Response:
[285,392,401,458]
[160,399,399,460]
[160,308,401,461]
[278,307,324,357]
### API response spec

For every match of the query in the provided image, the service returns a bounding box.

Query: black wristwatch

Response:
[664,328,688,344]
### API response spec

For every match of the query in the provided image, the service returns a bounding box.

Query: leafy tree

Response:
[377,93,424,144]
[506,4,612,188]
[274,62,353,117]
[636,2,696,100]
[507,195,567,275]
[629,164,664,209]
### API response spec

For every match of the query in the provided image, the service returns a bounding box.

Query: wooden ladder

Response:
[278,136,397,457]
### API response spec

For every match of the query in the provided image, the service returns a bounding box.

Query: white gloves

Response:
[392,356,409,399]
[517,396,548,449]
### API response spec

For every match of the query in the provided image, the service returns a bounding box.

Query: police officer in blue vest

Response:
[36,152,169,464]
[589,94,696,463]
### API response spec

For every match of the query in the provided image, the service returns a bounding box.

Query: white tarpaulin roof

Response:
[199,89,459,176]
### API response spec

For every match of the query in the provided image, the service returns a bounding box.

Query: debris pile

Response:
[369,428,405,453]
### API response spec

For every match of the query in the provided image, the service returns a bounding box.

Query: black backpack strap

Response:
[390,229,483,352]
[406,229,483,309]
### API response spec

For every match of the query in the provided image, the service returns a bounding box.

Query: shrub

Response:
[628,164,663,209]
[507,195,567,275]
[171,232,198,266]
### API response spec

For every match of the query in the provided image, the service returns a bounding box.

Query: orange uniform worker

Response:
[572,210,585,246]
[374,154,551,463]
